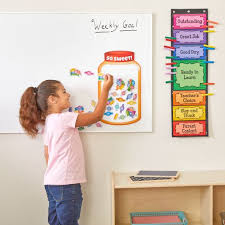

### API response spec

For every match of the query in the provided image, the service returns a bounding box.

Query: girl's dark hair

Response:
[19,80,61,137]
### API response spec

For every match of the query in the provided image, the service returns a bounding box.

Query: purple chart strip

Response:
[173,45,206,60]
[173,30,207,45]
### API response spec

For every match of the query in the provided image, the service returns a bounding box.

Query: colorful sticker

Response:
[115,104,119,111]
[107,97,115,105]
[114,113,119,120]
[119,115,125,120]
[106,106,112,111]
[74,105,84,113]
[126,93,133,100]
[98,76,104,80]
[173,30,207,44]
[116,78,125,90]
[127,79,135,91]
[111,92,117,97]
[173,45,206,60]
[173,90,206,106]
[116,97,125,102]
[120,104,125,113]
[98,73,104,80]
[173,60,206,90]
[126,107,136,118]
[127,101,136,105]
[173,106,206,121]
[104,111,113,116]
[91,100,96,108]
[173,14,207,29]
[173,121,206,136]
[121,91,126,96]
[96,122,102,127]
[70,68,81,76]
[84,71,94,76]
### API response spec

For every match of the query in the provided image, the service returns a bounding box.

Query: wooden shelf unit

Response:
[112,171,225,225]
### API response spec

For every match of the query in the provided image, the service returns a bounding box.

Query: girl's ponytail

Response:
[19,87,44,137]
[19,80,60,137]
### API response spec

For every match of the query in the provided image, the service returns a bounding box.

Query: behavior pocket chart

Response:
[165,9,217,137]
[0,13,152,133]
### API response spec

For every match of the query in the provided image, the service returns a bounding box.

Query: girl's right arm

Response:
[75,74,113,127]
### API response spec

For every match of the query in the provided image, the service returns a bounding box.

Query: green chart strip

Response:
[173,60,207,91]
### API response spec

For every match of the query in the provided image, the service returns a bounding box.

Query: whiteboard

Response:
[0,13,152,133]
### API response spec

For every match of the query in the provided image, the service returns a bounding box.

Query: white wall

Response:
[0,0,225,225]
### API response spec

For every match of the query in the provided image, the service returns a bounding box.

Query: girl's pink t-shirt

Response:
[43,112,86,185]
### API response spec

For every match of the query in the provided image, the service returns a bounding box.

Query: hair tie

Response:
[33,87,38,94]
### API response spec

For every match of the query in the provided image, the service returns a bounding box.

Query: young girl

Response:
[19,75,113,225]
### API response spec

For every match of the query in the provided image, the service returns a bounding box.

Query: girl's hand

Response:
[76,74,114,127]
[103,74,113,91]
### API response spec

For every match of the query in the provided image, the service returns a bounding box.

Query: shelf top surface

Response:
[118,223,203,225]
[113,170,225,188]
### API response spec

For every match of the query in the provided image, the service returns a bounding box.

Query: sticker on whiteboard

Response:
[173,106,206,121]
[173,90,206,106]
[173,45,206,60]
[173,30,207,44]
[70,68,82,76]
[173,14,207,29]
[84,71,94,76]
[173,121,206,136]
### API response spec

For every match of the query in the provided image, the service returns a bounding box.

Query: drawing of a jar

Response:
[98,51,141,125]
